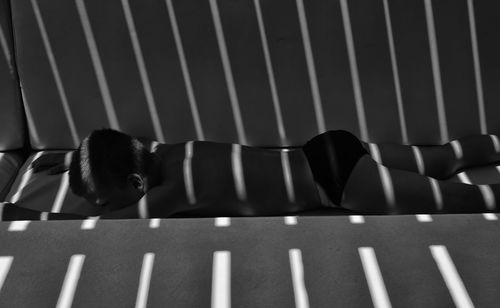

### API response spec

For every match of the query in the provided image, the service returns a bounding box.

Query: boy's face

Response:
[82,182,144,211]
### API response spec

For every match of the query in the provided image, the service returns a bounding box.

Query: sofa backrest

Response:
[0,0,24,150]
[10,0,500,149]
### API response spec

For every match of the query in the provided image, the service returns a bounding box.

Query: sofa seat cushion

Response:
[0,152,25,201]
[5,151,101,216]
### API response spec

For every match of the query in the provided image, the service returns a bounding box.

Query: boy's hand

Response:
[31,152,73,174]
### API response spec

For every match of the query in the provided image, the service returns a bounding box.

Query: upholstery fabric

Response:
[11,0,500,149]
[0,152,24,201]
[0,0,25,150]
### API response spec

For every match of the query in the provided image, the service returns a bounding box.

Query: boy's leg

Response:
[341,155,498,214]
[362,134,500,179]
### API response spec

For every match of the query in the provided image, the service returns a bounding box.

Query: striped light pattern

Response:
[466,0,487,134]
[135,253,155,308]
[424,0,449,143]
[31,0,79,147]
[254,0,287,143]
[211,251,231,308]
[382,0,408,144]
[183,141,196,204]
[231,144,247,201]
[8,220,31,232]
[296,0,325,134]
[9,152,44,203]
[411,146,426,175]
[0,256,13,292]
[209,0,247,145]
[430,245,474,308]
[121,0,165,143]
[450,140,464,160]
[51,172,69,213]
[280,151,296,203]
[56,254,85,308]
[164,0,205,140]
[11,0,500,148]
[339,0,368,141]
[429,178,444,212]
[0,21,13,73]
[358,247,392,308]
[75,0,120,130]
[289,249,310,308]
[369,144,396,208]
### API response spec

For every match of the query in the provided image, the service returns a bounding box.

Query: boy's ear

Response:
[127,173,145,191]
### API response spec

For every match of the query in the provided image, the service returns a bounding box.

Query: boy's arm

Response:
[0,202,86,221]
[100,183,187,219]
[31,151,74,174]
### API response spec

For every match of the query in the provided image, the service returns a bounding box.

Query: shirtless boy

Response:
[3,128,500,220]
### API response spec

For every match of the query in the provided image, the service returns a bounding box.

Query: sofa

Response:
[2,0,500,217]
[3,1,500,307]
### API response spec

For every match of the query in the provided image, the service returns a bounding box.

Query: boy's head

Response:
[69,129,154,210]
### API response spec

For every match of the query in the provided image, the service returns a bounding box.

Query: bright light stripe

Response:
[32,0,80,147]
[215,217,231,227]
[416,214,433,222]
[281,151,296,203]
[411,146,426,175]
[183,141,196,204]
[369,144,396,207]
[135,253,155,308]
[231,144,247,201]
[75,0,120,130]
[430,245,474,308]
[368,143,383,164]
[211,251,231,308]
[339,0,368,141]
[10,152,44,203]
[149,218,160,228]
[289,249,310,308]
[358,247,392,308]
[121,0,165,143]
[209,0,247,145]
[254,0,286,143]
[51,172,69,213]
[149,141,160,153]
[8,221,31,231]
[483,213,498,220]
[478,185,495,210]
[0,203,4,221]
[285,216,298,225]
[382,0,408,144]
[56,254,85,308]
[424,0,449,143]
[40,212,49,221]
[165,0,205,140]
[490,135,500,153]
[349,215,365,224]
[467,0,487,134]
[21,91,41,146]
[0,23,13,73]
[457,172,472,184]
[81,217,98,230]
[429,178,444,212]
[496,165,500,174]
[296,0,326,133]
[0,256,13,292]
[450,140,464,159]
[138,198,149,219]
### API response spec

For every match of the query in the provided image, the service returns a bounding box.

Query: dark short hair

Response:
[69,129,154,196]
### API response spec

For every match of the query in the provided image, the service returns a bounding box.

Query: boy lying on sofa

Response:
[1,128,500,220]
